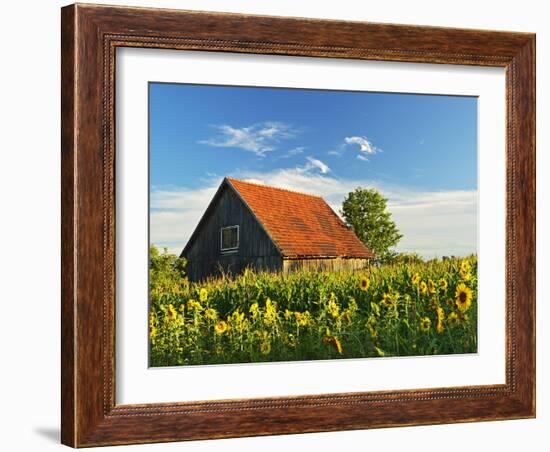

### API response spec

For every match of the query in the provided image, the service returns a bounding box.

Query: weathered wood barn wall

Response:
[183,185,282,281]
[282,257,369,274]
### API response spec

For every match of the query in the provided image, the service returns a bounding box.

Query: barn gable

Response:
[182,180,282,281]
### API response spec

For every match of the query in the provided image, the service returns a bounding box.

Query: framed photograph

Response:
[61,3,535,447]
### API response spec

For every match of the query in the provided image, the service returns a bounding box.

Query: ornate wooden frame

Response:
[61,3,535,447]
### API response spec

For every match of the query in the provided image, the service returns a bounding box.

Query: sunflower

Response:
[231,310,245,326]
[284,333,296,348]
[419,281,428,295]
[459,260,472,281]
[367,315,378,338]
[340,309,352,324]
[420,317,431,332]
[260,341,271,355]
[455,283,473,312]
[214,320,228,334]
[295,310,312,327]
[333,336,343,355]
[204,308,217,321]
[439,278,448,291]
[460,260,471,273]
[199,288,208,303]
[263,298,278,325]
[359,276,370,291]
[249,302,259,319]
[166,304,177,321]
[448,311,459,326]
[411,272,421,286]
[187,299,202,312]
[381,292,393,307]
[437,307,445,334]
[327,296,340,318]
[428,279,437,294]
[149,326,156,339]
[323,334,343,355]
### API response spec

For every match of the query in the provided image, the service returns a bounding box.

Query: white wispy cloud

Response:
[344,136,381,155]
[198,121,296,157]
[281,146,305,158]
[327,135,381,161]
[151,167,476,258]
[304,157,330,174]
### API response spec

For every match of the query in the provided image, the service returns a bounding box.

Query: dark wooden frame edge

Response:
[61,3,536,447]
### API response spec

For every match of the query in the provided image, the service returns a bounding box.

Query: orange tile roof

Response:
[227,178,374,259]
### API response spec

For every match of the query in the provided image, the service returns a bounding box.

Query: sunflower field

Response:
[149,248,477,367]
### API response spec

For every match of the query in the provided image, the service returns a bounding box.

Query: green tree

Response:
[341,187,403,260]
[149,246,188,298]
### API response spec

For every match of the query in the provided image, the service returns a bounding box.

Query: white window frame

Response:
[220,225,239,253]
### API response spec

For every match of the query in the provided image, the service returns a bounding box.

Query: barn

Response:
[181,177,374,281]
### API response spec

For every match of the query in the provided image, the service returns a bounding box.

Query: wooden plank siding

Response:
[283,257,370,274]
[184,185,282,281]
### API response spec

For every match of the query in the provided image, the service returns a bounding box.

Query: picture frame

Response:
[61,3,535,447]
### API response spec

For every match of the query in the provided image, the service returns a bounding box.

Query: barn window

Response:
[221,225,239,252]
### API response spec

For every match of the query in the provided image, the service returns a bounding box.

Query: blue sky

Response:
[149,82,478,257]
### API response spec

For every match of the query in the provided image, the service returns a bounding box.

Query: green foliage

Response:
[340,187,403,261]
[386,252,426,265]
[149,246,188,302]
[149,250,478,367]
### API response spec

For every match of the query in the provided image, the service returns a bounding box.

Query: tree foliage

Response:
[341,187,403,260]
[149,246,188,298]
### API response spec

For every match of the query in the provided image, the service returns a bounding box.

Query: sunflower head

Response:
[459,260,472,281]
[419,281,428,295]
[420,317,431,332]
[359,276,370,291]
[448,311,459,326]
[323,334,343,355]
[436,307,445,333]
[284,333,296,348]
[199,288,208,303]
[455,283,473,312]
[295,310,312,327]
[428,279,437,294]
[187,299,203,312]
[260,341,271,355]
[439,278,448,291]
[381,293,393,307]
[249,302,260,319]
[411,273,421,286]
[205,308,218,321]
[460,268,472,281]
[340,310,352,324]
[167,304,178,321]
[214,320,228,334]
